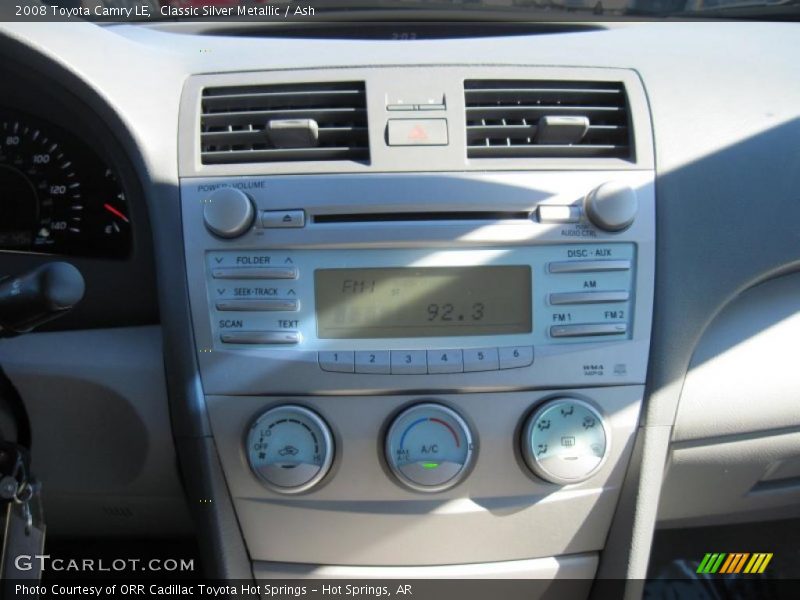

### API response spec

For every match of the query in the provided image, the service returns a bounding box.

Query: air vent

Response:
[200,82,369,165]
[465,80,632,160]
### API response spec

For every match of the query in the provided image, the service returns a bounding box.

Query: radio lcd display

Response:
[314,266,532,339]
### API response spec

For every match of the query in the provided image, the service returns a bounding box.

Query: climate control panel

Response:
[244,398,610,495]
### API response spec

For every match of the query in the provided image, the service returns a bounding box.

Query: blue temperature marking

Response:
[399,417,428,450]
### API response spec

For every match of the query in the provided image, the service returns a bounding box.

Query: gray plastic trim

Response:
[179,66,653,178]
[0,326,192,537]
[254,552,598,579]
[674,272,800,441]
[659,429,800,527]
[208,387,641,566]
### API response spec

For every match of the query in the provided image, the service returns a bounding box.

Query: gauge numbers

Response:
[0,113,131,258]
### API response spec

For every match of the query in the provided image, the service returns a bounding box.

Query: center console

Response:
[178,66,655,578]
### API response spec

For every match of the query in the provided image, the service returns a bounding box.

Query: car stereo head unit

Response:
[181,171,654,396]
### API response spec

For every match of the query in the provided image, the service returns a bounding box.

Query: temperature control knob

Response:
[203,188,255,238]
[584,182,638,232]
[521,398,608,484]
[385,403,475,493]
[246,405,334,494]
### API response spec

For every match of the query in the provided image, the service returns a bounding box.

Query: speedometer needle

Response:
[103,203,129,223]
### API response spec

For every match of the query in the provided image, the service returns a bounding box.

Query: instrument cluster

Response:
[0,110,131,259]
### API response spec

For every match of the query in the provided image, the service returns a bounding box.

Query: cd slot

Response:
[313,211,531,224]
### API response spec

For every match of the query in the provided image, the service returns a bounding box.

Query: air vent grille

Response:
[465,80,632,160]
[200,82,369,165]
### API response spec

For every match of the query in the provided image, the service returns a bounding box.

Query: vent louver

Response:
[200,82,369,165]
[465,80,632,160]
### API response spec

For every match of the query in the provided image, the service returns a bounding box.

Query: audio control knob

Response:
[584,182,638,232]
[203,188,255,238]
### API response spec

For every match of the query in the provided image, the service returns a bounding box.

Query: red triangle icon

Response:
[408,125,428,142]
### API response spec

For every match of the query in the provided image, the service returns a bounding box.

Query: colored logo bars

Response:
[697,553,773,575]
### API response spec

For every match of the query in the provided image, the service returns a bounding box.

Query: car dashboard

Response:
[0,16,799,596]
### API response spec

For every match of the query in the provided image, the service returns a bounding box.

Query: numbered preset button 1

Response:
[390,350,428,375]
[463,348,500,372]
[355,351,391,374]
[319,351,355,373]
[427,350,464,374]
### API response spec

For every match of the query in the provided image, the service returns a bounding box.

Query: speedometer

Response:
[0,112,131,258]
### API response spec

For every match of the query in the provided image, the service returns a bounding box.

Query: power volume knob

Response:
[584,182,638,232]
[203,188,255,239]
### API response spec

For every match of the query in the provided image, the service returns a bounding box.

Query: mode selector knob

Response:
[203,188,255,239]
[584,182,638,232]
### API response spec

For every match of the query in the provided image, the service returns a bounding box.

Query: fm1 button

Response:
[319,351,355,373]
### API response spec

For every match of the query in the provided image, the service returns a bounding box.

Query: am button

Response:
[386,119,448,146]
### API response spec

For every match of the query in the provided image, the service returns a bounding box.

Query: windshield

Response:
[35,0,800,21]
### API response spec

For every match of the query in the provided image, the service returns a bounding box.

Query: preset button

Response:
[355,351,391,374]
[319,351,355,373]
[498,346,534,369]
[463,347,500,372]
[427,350,464,374]
[391,350,427,375]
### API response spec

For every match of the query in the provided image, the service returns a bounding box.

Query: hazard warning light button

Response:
[386,119,449,146]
